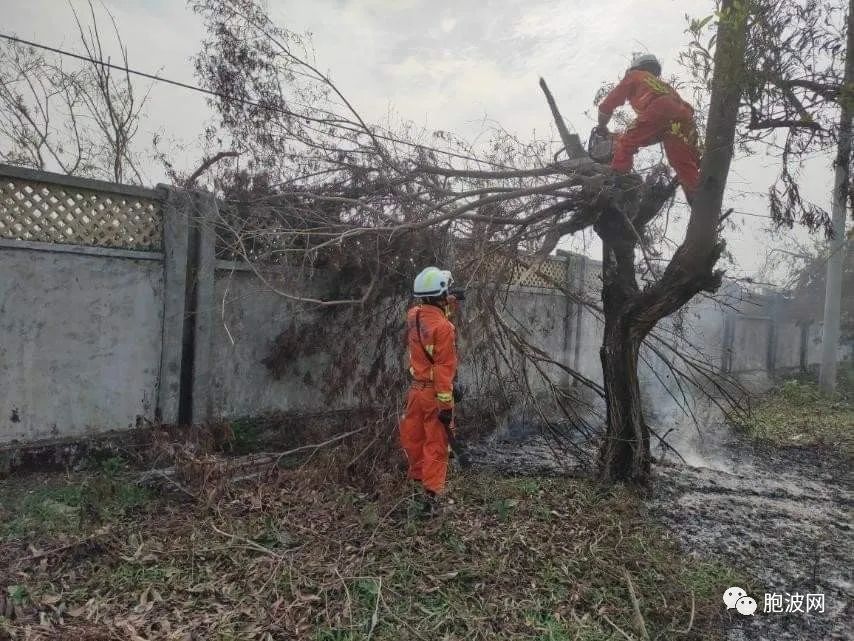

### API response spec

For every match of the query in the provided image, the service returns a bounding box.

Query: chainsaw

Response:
[587,126,616,163]
[550,127,616,164]
[448,383,470,468]
[538,78,615,165]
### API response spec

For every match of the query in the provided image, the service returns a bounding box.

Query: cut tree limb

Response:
[539,77,587,159]
[136,428,369,491]
[184,150,240,189]
[623,568,651,641]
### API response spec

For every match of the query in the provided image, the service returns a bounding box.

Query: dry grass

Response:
[0,458,744,641]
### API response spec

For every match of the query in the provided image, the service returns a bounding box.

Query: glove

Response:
[437,409,453,429]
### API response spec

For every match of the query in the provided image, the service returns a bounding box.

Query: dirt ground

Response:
[0,454,740,641]
[467,427,853,641]
[1,413,849,640]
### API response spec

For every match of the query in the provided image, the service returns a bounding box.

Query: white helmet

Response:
[629,53,661,74]
[413,266,453,298]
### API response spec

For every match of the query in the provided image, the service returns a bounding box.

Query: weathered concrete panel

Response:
[504,288,568,385]
[805,322,824,365]
[561,253,604,385]
[0,246,163,442]
[205,267,337,418]
[731,317,771,371]
[775,322,802,369]
[683,298,727,370]
[574,308,604,384]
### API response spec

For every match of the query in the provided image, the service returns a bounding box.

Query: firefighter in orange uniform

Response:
[597,53,701,199]
[399,266,459,507]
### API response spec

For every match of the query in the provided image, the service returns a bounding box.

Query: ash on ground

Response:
[463,422,852,641]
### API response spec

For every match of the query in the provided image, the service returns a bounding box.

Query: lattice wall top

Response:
[456,251,570,290]
[512,258,567,288]
[0,176,162,251]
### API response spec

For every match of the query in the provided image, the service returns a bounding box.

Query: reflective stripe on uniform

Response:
[642,75,671,95]
[669,120,699,148]
[436,391,453,404]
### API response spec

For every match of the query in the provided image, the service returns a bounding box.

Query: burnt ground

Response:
[465,428,853,641]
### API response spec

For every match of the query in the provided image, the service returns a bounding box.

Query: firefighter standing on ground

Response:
[399,266,459,502]
[597,53,701,199]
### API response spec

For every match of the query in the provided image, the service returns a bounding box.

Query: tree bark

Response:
[598,325,649,482]
[596,206,650,483]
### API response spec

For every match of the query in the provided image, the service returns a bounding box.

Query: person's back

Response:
[399,267,459,514]
[599,68,690,117]
[405,303,456,392]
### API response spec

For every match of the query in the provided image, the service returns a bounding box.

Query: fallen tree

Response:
[180,0,765,485]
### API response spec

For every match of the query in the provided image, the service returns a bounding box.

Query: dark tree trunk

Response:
[595,206,651,484]
[594,0,749,484]
[598,311,650,483]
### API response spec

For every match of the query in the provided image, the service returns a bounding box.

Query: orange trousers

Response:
[611,96,701,196]
[399,385,449,494]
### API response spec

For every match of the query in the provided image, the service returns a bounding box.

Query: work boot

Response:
[405,490,433,519]
[422,490,440,517]
[613,172,643,193]
[418,490,448,518]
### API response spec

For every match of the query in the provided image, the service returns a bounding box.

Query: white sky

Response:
[4,0,840,277]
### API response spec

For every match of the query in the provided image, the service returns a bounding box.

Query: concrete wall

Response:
[0,165,186,446]
[0,242,164,442]
[775,322,802,369]
[202,266,580,422]
[684,298,728,370]
[197,263,341,419]
[731,317,771,371]
[2,164,849,446]
[503,287,570,384]
[806,322,825,365]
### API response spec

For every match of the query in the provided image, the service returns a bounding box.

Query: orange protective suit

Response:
[399,303,457,495]
[599,69,701,196]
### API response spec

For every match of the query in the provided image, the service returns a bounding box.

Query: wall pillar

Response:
[190,192,218,423]
[156,186,191,424]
